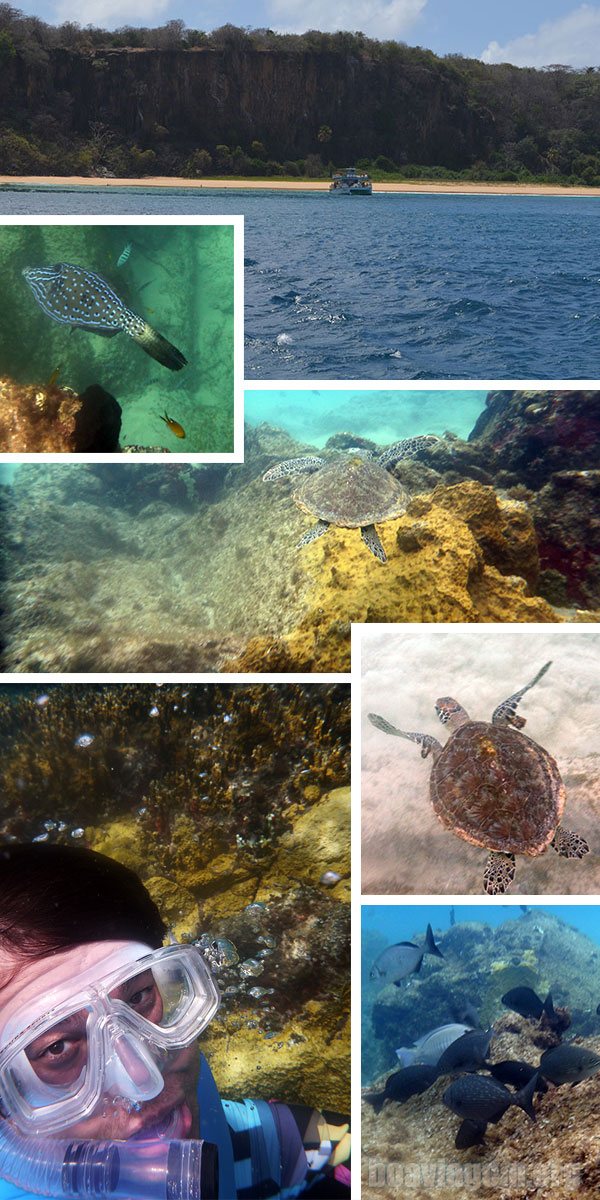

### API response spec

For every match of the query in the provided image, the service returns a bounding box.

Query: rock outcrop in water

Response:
[468,391,600,608]
[0,375,121,451]
[232,479,557,672]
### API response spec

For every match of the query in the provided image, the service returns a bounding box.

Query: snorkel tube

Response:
[0,1122,218,1198]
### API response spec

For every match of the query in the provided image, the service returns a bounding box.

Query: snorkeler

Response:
[0,845,350,1200]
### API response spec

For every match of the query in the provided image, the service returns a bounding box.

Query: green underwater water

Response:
[0,223,234,453]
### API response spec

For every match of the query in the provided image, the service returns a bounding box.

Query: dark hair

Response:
[0,844,166,959]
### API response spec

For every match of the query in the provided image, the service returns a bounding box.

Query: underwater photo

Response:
[0,387,598,672]
[0,220,239,456]
[362,903,600,1200]
[361,625,599,895]
[0,681,350,1119]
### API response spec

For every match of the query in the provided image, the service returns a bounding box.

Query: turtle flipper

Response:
[361,524,386,562]
[550,826,589,859]
[491,662,552,728]
[263,456,324,481]
[377,435,439,469]
[296,519,330,549]
[367,713,442,759]
[483,851,515,895]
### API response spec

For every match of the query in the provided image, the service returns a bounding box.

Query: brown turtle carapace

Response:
[368,662,589,894]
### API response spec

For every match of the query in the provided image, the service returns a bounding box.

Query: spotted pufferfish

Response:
[23,262,187,371]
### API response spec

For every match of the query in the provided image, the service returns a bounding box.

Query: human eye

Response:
[27,1022,87,1082]
[121,971,162,1019]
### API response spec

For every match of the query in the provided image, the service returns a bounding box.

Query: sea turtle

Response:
[368,661,589,894]
[262,435,439,563]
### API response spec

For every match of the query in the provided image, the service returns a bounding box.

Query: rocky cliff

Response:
[0,45,494,166]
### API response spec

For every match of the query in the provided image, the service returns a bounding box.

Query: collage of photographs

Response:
[0,3,599,1199]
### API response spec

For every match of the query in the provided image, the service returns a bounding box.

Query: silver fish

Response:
[117,242,132,267]
[370,923,443,986]
[23,262,187,371]
[396,1023,474,1068]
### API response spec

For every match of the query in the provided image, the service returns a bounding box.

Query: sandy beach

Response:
[1,175,600,196]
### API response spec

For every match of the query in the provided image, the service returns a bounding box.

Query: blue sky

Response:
[16,0,600,66]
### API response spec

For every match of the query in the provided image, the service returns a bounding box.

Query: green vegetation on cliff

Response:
[1,9,600,180]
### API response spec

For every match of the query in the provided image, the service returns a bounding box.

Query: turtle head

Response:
[435,697,470,730]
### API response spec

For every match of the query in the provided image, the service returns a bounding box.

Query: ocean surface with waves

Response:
[2,186,599,379]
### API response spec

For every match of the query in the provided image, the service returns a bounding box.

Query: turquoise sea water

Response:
[244,388,488,445]
[1,187,599,379]
[362,904,600,942]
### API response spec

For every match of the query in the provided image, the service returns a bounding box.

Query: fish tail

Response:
[363,1092,384,1114]
[514,1072,538,1121]
[543,992,555,1017]
[424,923,444,959]
[129,321,188,371]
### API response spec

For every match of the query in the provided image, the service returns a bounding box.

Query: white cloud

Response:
[54,0,169,28]
[267,0,426,40]
[481,4,600,68]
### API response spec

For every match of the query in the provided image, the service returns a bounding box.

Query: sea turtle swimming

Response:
[368,661,589,894]
[262,435,439,563]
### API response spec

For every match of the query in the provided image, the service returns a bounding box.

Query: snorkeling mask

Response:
[0,942,220,1137]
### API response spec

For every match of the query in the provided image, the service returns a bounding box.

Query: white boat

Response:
[329,167,373,196]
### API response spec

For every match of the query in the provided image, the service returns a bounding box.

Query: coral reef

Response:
[0,683,350,1111]
[231,480,558,672]
[0,376,121,451]
[362,912,600,1199]
[531,471,600,609]
[469,390,600,488]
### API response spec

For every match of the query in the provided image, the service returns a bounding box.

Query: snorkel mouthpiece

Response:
[0,1123,218,1199]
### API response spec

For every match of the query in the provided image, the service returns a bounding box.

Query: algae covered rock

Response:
[532,470,600,609]
[0,376,121,452]
[469,390,600,487]
[230,480,558,672]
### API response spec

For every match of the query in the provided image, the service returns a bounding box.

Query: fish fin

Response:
[393,979,404,987]
[514,1072,538,1121]
[413,955,423,974]
[425,923,444,959]
[130,321,187,370]
[79,325,119,339]
[543,992,555,1017]
[363,1092,384,1114]
[455,1119,486,1149]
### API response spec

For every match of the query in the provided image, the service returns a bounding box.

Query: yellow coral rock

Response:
[230,481,559,672]
[264,787,350,903]
[201,1008,349,1113]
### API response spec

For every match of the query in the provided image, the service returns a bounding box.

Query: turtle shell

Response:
[430,722,565,855]
[293,456,409,528]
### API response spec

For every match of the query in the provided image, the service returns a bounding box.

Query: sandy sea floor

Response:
[361,625,600,896]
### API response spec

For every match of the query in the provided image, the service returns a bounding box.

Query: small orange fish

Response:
[158,410,186,438]
[46,365,63,387]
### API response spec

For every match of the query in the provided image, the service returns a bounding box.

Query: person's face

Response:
[0,943,201,1141]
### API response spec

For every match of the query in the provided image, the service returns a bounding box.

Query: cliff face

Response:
[2,46,494,165]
